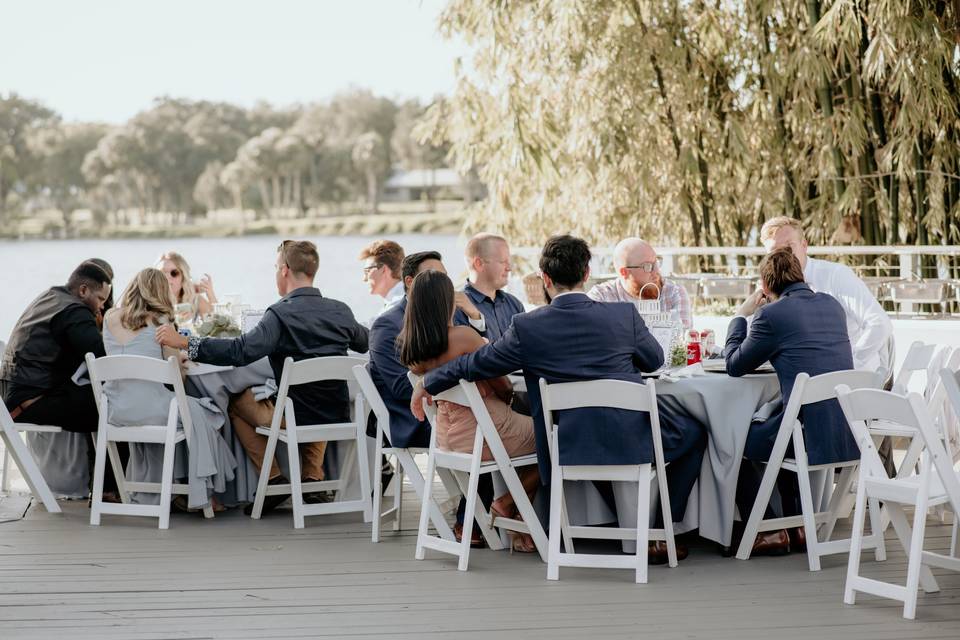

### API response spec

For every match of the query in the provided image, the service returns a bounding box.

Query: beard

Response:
[639,274,664,299]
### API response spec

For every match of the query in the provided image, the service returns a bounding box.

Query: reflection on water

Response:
[0,234,469,340]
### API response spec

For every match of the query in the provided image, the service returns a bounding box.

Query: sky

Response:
[0,0,466,123]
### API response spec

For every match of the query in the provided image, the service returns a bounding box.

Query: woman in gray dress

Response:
[102,268,236,510]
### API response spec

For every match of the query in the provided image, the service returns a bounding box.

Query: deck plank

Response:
[1,492,959,639]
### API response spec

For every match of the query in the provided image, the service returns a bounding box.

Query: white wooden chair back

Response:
[836,384,960,619]
[923,346,953,402]
[538,377,671,583]
[85,353,192,439]
[892,341,936,394]
[274,356,367,428]
[352,364,392,443]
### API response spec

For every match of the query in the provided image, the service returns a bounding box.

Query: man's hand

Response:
[454,291,482,321]
[409,379,433,421]
[155,324,189,350]
[736,288,768,318]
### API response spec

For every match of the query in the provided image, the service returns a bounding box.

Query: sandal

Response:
[490,498,536,554]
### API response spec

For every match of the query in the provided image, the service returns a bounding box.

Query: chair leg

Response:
[547,460,564,581]
[868,497,887,561]
[89,429,109,526]
[372,438,384,543]
[903,473,932,620]
[250,430,280,520]
[1,446,10,492]
[796,465,822,572]
[106,440,130,504]
[735,460,781,560]
[951,517,959,558]
[1,429,61,513]
[887,503,939,594]
[355,428,372,523]
[393,462,404,532]
[636,465,651,584]
[654,467,677,568]
[843,475,869,605]
[821,467,855,542]
[287,434,305,529]
[158,429,177,530]
[415,451,438,561]
[458,467,482,571]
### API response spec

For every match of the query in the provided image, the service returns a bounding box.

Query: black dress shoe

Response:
[244,476,288,516]
[751,529,791,556]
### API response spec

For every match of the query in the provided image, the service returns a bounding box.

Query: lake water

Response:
[0,234,468,340]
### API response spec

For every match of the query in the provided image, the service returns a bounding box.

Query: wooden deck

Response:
[2,491,960,640]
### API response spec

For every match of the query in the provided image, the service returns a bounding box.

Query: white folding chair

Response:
[837,385,960,619]
[736,370,885,571]
[890,341,937,395]
[933,367,960,555]
[86,352,213,528]
[352,364,455,542]
[415,379,547,571]
[540,378,675,584]
[250,356,372,529]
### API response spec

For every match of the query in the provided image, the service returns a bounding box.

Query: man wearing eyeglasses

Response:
[587,237,692,329]
[453,233,526,343]
[358,239,405,316]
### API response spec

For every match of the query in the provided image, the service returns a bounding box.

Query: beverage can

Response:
[687,330,701,365]
[178,328,190,338]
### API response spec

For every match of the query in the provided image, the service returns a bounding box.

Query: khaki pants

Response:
[228,389,326,481]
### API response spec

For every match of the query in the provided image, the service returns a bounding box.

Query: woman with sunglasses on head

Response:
[398,269,539,553]
[157,251,218,321]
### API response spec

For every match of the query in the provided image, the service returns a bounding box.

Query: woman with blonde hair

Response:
[102,268,235,511]
[157,251,218,320]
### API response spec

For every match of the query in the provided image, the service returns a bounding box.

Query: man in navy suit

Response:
[411,235,707,562]
[724,246,857,555]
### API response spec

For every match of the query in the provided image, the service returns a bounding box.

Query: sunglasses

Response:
[166,269,181,278]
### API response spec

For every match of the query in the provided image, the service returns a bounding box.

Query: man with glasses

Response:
[453,233,525,343]
[358,240,405,316]
[588,237,692,329]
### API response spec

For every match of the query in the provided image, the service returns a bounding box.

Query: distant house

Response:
[381,168,485,203]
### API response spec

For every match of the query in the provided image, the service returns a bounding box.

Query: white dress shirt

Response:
[382,281,405,311]
[803,257,893,374]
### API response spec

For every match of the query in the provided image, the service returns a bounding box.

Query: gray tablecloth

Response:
[560,372,781,547]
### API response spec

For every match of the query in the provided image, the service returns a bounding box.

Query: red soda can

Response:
[687,330,702,365]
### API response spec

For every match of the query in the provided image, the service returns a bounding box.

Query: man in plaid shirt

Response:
[587,237,692,329]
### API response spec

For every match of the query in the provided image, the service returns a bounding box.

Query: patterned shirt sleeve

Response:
[664,280,692,329]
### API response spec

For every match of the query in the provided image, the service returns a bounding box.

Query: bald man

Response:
[587,238,692,329]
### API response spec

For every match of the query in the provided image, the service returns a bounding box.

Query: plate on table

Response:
[701,358,774,374]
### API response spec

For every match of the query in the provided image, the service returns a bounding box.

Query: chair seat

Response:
[869,420,917,438]
[865,473,954,507]
[106,424,187,444]
[255,423,356,442]
[13,423,62,433]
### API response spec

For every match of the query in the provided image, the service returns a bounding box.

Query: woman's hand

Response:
[155,324,189,350]
[197,273,218,302]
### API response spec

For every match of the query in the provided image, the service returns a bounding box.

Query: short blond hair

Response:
[465,233,507,260]
[119,268,174,331]
[760,217,805,244]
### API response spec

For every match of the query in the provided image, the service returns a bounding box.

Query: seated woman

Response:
[398,269,538,552]
[157,251,218,321]
[102,268,236,511]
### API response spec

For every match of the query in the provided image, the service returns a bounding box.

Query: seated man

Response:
[369,250,493,545]
[157,240,369,513]
[453,233,525,342]
[1,261,112,432]
[359,239,405,317]
[724,247,857,555]
[588,237,692,329]
[412,235,708,562]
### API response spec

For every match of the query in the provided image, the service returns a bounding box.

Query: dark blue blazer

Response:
[367,298,431,448]
[423,292,666,478]
[724,282,858,465]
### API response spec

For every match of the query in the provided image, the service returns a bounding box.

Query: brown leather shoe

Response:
[648,541,689,565]
[454,522,485,548]
[751,529,791,556]
[789,526,807,552]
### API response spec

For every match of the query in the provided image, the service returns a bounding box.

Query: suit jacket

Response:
[423,292,665,477]
[723,282,858,465]
[193,287,368,426]
[367,297,430,448]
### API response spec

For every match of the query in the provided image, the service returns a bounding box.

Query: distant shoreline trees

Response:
[0,89,450,226]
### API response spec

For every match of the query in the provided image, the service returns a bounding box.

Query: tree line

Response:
[0,89,449,227]
[430,0,960,263]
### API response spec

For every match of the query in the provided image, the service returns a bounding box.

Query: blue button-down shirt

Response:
[453,281,526,343]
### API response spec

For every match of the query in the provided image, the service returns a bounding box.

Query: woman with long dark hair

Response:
[398,269,538,552]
